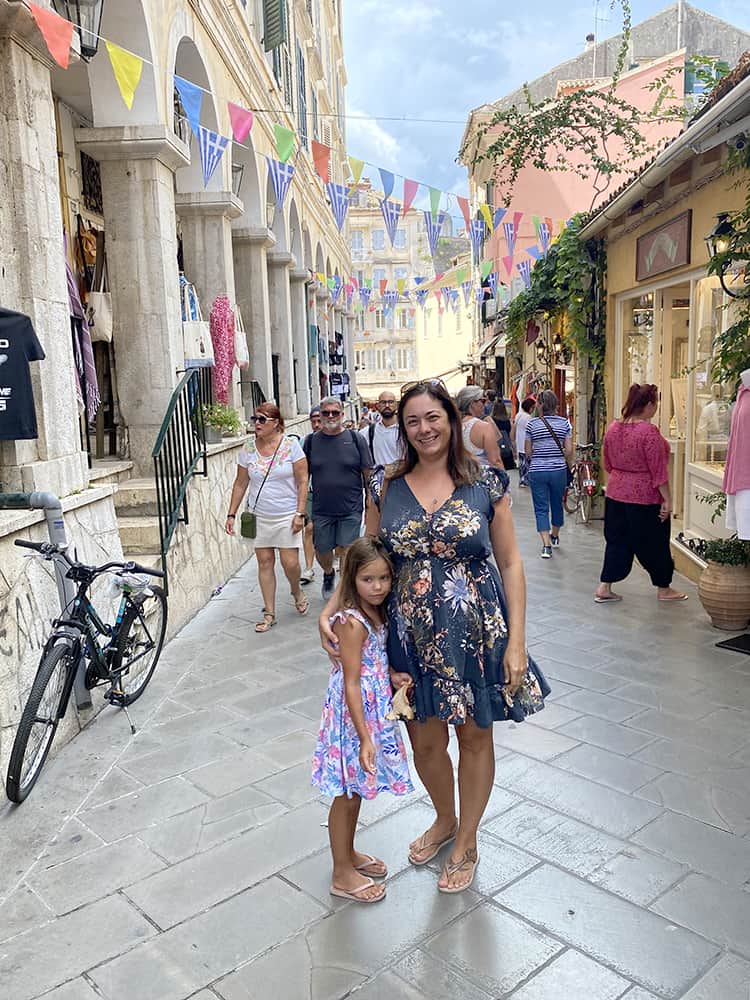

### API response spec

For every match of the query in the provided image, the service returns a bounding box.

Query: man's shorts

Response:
[312,513,362,553]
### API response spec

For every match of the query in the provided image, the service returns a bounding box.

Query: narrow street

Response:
[1,482,749,1000]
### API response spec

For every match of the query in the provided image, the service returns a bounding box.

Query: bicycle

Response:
[6,540,167,803]
[564,443,599,524]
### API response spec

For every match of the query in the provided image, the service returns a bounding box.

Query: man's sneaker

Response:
[322,571,336,600]
[300,567,315,585]
[541,545,553,559]
[550,535,560,548]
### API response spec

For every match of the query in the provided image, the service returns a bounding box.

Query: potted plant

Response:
[698,535,750,631]
[201,403,242,444]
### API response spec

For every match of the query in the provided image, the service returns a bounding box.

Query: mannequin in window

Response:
[723,369,750,540]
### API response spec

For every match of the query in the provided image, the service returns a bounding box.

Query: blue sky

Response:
[341,0,750,201]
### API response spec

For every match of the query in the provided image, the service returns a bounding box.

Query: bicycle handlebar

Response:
[14,539,165,578]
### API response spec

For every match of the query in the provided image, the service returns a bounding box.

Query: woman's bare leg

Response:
[255,548,277,614]
[404,717,457,861]
[279,546,302,600]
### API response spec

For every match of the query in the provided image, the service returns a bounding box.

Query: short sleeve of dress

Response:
[480,466,510,505]
[289,436,305,462]
[368,466,386,510]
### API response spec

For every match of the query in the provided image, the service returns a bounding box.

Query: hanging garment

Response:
[723,385,750,495]
[209,296,236,404]
[0,307,45,440]
[65,237,101,421]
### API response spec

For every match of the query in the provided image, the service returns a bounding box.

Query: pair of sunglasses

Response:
[400,377,448,397]
[249,414,272,425]
[320,409,342,417]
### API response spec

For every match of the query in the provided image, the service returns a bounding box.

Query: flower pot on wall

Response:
[698,562,750,631]
[204,426,222,444]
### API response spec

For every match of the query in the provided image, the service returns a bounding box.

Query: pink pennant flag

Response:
[502,256,514,278]
[513,211,524,238]
[228,102,254,143]
[456,196,471,231]
[403,179,419,216]
[29,2,74,69]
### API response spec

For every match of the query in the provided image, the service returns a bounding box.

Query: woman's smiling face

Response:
[401,392,451,459]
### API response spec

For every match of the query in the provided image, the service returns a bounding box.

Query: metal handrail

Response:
[151,368,211,593]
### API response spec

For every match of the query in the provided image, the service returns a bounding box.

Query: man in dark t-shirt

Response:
[0,307,45,440]
[303,395,372,599]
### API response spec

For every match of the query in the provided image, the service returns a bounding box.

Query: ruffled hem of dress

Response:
[410,656,550,728]
[311,776,415,800]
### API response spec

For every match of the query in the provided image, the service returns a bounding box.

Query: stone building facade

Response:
[0,0,353,784]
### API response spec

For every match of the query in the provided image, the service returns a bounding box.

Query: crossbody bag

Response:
[539,416,574,487]
[240,437,284,539]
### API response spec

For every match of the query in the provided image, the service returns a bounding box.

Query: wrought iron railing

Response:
[239,378,266,413]
[151,368,211,593]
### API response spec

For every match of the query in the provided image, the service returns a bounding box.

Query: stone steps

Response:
[114,478,159,517]
[88,459,134,486]
[117,515,161,555]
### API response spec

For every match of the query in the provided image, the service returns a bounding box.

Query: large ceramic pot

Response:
[698,561,750,631]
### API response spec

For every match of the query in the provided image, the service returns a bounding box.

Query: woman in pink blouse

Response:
[595,384,687,603]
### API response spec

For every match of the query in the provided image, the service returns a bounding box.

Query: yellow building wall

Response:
[416,300,474,395]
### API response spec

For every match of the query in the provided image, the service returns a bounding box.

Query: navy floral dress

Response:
[371,466,549,728]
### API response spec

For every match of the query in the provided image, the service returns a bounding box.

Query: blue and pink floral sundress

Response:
[311,609,413,801]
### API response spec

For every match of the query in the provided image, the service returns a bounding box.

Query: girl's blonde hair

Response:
[337,537,393,615]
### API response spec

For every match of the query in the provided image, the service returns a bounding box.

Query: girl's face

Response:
[402,393,451,460]
[355,557,392,607]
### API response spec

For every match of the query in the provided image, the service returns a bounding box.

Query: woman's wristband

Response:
[226,513,236,519]
[294,512,305,518]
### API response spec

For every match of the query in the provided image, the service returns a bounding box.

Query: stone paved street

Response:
[2,481,750,999]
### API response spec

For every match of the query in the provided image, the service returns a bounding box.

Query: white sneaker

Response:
[300,567,315,584]
[541,545,552,559]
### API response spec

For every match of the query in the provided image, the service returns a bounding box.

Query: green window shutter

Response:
[684,59,695,95]
[263,0,288,52]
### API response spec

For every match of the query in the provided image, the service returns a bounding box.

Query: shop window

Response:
[691,276,732,472]
[80,151,103,215]
[621,292,659,404]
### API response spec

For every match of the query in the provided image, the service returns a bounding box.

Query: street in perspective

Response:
[1,0,750,998]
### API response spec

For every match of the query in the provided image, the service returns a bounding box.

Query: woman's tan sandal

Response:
[254,610,277,633]
[408,823,458,866]
[329,877,386,903]
[294,592,309,615]
[438,848,479,893]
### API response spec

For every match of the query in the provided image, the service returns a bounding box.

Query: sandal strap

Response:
[442,848,478,877]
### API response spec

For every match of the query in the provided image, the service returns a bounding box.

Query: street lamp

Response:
[705,213,750,299]
[231,163,245,198]
[52,0,105,60]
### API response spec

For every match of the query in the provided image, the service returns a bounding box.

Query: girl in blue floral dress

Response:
[312,537,413,903]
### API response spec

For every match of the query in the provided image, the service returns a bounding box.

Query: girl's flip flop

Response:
[354,854,388,878]
[594,594,622,603]
[329,877,386,903]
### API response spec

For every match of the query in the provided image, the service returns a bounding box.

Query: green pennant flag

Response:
[481,260,493,279]
[429,186,441,220]
[532,215,542,241]
[274,123,295,163]
[456,267,468,284]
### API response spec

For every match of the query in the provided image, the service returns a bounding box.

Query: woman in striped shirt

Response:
[525,390,573,558]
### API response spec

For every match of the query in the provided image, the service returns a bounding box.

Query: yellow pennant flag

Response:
[105,41,143,111]
[397,278,406,295]
[348,156,365,186]
[479,202,494,233]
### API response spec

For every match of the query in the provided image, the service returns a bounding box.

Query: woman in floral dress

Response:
[320,380,548,893]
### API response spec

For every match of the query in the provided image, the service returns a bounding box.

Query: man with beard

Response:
[361,391,401,467]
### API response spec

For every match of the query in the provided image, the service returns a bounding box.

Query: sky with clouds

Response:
[342,0,750,202]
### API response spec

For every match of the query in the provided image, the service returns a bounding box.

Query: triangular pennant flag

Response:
[461,279,473,306]
[532,215,542,242]
[228,101,254,142]
[29,3,74,69]
[379,198,401,247]
[415,288,430,309]
[273,124,295,162]
[503,221,517,258]
[345,284,354,312]
[379,279,388,297]
[470,219,486,262]
[513,211,524,239]
[457,197,471,232]
[493,207,507,230]
[312,140,331,183]
[403,179,419,216]
[331,275,343,305]
[105,41,143,110]
[429,187,441,220]
[326,182,350,231]
[502,256,514,278]
[479,203,494,233]
[517,259,532,289]
[481,260,493,280]
[266,156,295,212]
[316,272,326,286]
[413,276,427,285]
[474,285,484,305]
[527,245,543,261]
[198,127,229,187]
[348,156,365,186]
[538,222,552,255]
[455,267,468,284]
[397,278,406,295]
[379,168,395,200]
[487,272,498,299]
[174,75,203,136]
[359,285,372,309]
[424,211,446,259]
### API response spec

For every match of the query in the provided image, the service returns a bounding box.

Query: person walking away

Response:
[525,390,573,558]
[483,389,496,418]
[361,391,402,467]
[311,537,413,903]
[300,406,321,586]
[225,403,309,631]
[513,397,536,487]
[304,396,373,600]
[456,386,505,470]
[491,399,516,470]
[595,383,687,603]
[319,380,550,892]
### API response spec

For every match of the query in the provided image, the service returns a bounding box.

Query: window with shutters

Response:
[296,43,308,148]
[396,348,410,370]
[356,269,365,287]
[394,266,408,281]
[375,309,385,331]
[273,41,294,110]
[393,228,406,249]
[372,267,386,287]
[310,87,319,142]
[396,309,410,330]
[372,230,385,251]
[263,0,288,51]
[350,230,364,251]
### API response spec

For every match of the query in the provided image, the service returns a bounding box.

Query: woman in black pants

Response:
[595,383,687,603]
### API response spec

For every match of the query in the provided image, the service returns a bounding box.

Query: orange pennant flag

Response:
[456,196,471,231]
[30,2,74,69]
[311,140,331,184]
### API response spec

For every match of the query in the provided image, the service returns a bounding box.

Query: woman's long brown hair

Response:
[394,382,480,486]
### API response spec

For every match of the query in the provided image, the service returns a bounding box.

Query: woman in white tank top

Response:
[455,386,505,469]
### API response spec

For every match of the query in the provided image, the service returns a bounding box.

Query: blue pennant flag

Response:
[487,271,498,299]
[503,220,518,258]
[415,288,430,309]
[526,245,543,261]
[379,168,395,200]
[359,285,372,309]
[469,219,486,262]
[424,210,446,258]
[413,276,427,285]
[174,75,203,136]
[379,198,402,247]
[331,275,343,305]
[517,259,532,289]
[198,126,228,187]
[266,156,295,212]
[383,289,398,312]
[461,279,473,306]
[493,207,507,230]
[474,284,484,305]
[326,182,350,232]
[538,221,552,254]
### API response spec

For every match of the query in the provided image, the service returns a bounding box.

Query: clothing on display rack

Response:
[209,295,236,404]
[0,307,45,440]
[723,372,750,540]
[65,241,101,422]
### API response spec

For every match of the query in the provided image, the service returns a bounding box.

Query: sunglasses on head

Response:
[321,409,342,417]
[250,414,271,424]
[400,377,448,397]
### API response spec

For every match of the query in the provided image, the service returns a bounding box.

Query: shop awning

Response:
[477,334,499,356]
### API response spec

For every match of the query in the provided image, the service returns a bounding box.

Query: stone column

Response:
[0,14,87,493]
[289,268,312,415]
[307,286,321,406]
[343,311,358,402]
[232,227,275,414]
[76,126,190,476]
[266,251,296,416]
[316,288,331,397]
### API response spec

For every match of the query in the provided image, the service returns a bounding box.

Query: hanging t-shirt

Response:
[0,307,45,440]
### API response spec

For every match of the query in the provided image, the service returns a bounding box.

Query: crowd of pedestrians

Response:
[225,377,687,903]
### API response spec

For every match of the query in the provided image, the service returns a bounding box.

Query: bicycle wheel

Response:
[579,491,593,524]
[563,482,580,515]
[6,643,76,803]
[111,586,167,705]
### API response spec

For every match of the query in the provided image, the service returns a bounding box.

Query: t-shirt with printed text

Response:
[0,308,45,441]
